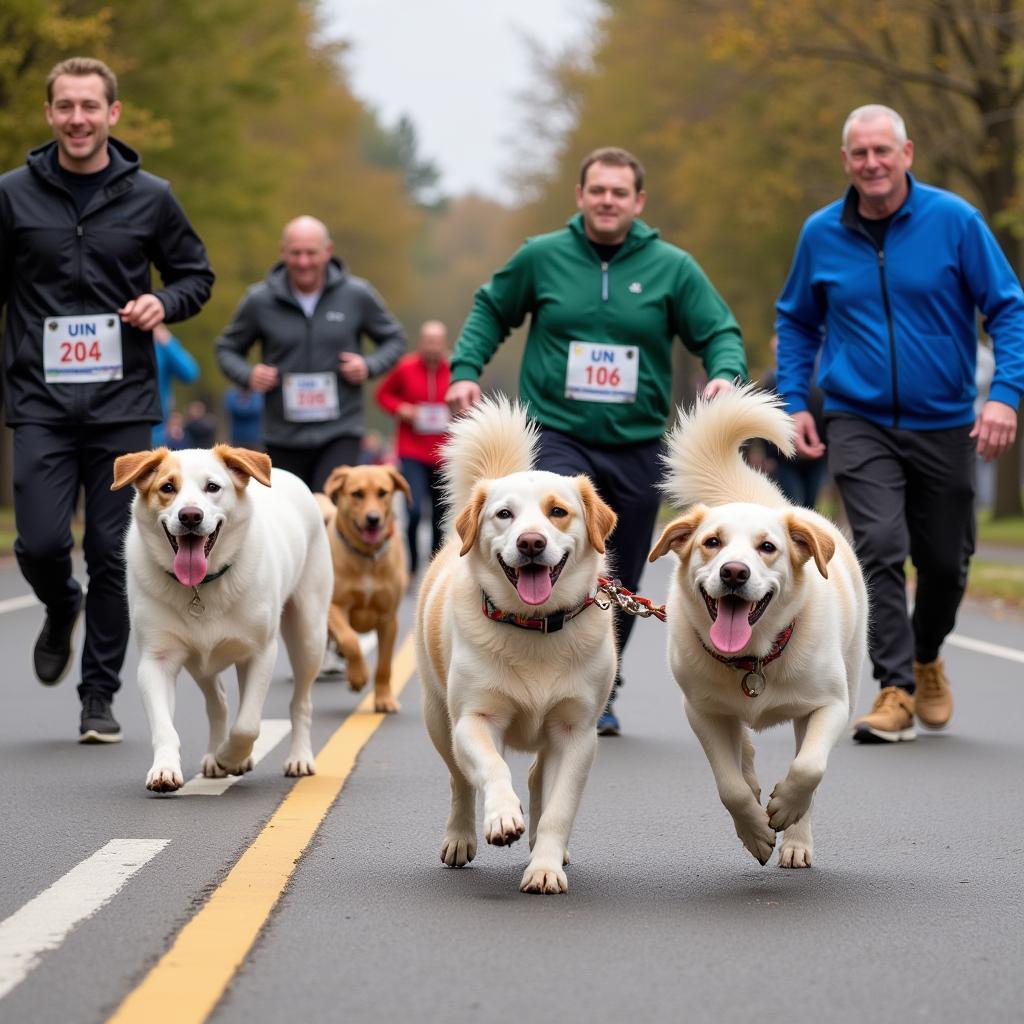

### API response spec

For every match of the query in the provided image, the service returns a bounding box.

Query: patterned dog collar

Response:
[697,621,796,698]
[481,587,599,634]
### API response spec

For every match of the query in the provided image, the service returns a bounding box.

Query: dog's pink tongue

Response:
[517,564,552,606]
[710,595,753,653]
[173,535,208,587]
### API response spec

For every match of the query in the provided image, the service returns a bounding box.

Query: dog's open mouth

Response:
[700,586,773,654]
[355,520,385,546]
[497,552,568,607]
[163,523,221,587]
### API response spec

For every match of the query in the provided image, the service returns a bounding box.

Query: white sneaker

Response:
[318,640,347,680]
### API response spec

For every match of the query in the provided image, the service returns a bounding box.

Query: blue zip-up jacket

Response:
[775,174,1024,430]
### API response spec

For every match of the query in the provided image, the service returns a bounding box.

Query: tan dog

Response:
[320,463,411,713]
[650,386,867,868]
[416,396,617,895]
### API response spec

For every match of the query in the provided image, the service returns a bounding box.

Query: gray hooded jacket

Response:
[216,258,406,446]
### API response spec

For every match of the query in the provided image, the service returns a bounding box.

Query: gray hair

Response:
[842,105,908,147]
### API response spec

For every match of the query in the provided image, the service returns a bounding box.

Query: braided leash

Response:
[594,576,667,622]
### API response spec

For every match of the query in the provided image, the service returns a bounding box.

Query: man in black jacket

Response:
[216,215,406,491]
[0,57,214,743]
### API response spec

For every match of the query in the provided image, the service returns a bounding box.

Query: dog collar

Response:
[481,587,598,634]
[697,621,795,698]
[335,521,393,561]
[164,563,232,618]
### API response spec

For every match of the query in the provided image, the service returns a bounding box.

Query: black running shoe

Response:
[79,694,122,744]
[33,585,84,685]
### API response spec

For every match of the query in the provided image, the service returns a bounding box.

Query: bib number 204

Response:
[61,340,102,363]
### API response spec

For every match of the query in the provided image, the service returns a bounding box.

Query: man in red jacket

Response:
[376,320,451,573]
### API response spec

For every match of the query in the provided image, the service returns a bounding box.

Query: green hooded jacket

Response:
[451,213,747,444]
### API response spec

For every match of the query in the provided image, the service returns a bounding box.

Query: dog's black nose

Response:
[178,506,204,529]
[719,561,750,588]
[517,532,547,558]
[365,511,382,527]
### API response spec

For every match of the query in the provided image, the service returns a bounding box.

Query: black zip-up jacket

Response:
[0,138,214,426]
[215,259,407,446]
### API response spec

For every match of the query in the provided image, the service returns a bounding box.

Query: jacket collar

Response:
[567,213,659,260]
[266,256,347,303]
[840,172,917,230]
[28,137,139,198]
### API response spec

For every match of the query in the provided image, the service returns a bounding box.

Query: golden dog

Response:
[319,464,411,713]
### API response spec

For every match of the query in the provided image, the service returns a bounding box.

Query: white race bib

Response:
[413,402,449,434]
[283,372,340,422]
[564,341,639,403]
[43,313,123,384]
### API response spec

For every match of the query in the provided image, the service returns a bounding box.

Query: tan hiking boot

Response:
[914,658,953,730]
[852,686,916,744]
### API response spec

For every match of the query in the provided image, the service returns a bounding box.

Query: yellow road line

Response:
[107,634,417,1024]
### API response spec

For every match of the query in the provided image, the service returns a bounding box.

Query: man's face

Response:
[282,224,332,294]
[45,73,120,174]
[575,162,645,244]
[841,116,913,212]
[417,324,447,366]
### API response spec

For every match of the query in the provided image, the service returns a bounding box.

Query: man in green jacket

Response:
[447,146,748,735]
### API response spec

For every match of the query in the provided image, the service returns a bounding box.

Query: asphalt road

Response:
[0,554,1021,1024]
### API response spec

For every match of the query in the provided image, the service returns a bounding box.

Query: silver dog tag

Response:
[188,588,205,618]
[741,669,765,698]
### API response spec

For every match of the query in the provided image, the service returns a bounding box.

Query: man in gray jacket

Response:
[216,215,407,490]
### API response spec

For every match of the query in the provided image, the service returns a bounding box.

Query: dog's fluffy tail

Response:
[441,394,539,515]
[661,383,795,509]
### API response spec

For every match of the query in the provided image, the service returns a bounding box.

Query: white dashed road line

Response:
[0,839,169,1000]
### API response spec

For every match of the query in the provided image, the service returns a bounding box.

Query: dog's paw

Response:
[146,764,184,793]
[347,664,368,692]
[778,837,813,868]
[216,755,254,776]
[374,694,400,713]
[200,755,228,778]
[283,756,316,777]
[734,807,777,865]
[483,800,525,847]
[441,832,477,867]
[520,862,568,895]
[767,770,818,831]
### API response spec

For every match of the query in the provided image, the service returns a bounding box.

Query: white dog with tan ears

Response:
[649,386,868,868]
[112,445,333,793]
[416,396,618,894]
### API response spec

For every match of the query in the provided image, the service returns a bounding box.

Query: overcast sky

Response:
[320,0,598,203]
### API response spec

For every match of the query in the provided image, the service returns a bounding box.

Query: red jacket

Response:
[375,353,451,465]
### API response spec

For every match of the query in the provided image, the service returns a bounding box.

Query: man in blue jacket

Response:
[776,104,1024,744]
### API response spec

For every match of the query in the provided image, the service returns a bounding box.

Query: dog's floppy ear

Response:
[786,511,835,579]
[454,483,487,556]
[574,476,617,553]
[388,466,413,504]
[214,444,272,488]
[323,466,351,503]
[648,505,708,562]
[111,448,170,492]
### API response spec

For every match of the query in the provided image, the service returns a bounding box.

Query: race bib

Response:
[564,341,639,403]
[43,313,123,384]
[283,372,340,422]
[413,402,449,434]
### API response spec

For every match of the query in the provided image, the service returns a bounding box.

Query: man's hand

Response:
[702,378,735,400]
[249,363,279,392]
[970,400,1018,461]
[339,352,368,384]
[446,380,481,415]
[119,294,166,331]
[792,409,826,459]
[396,402,416,423]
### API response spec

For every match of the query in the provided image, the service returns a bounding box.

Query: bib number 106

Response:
[583,365,621,387]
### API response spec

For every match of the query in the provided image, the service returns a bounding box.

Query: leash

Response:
[696,621,795,698]
[594,576,667,622]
